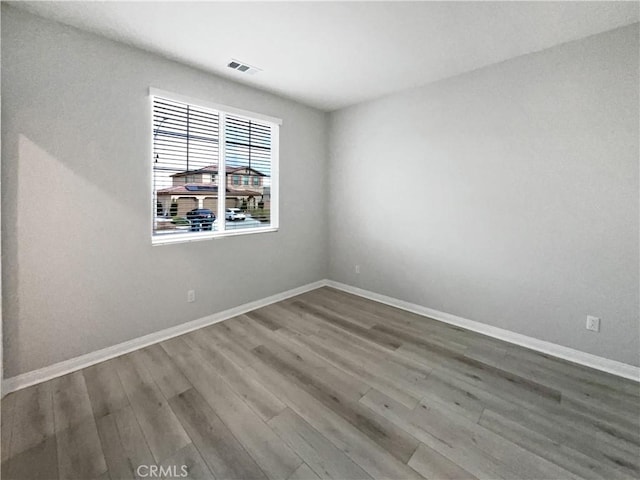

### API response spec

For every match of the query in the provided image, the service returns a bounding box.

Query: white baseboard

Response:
[1,280,326,395]
[3,278,638,395]
[325,280,640,382]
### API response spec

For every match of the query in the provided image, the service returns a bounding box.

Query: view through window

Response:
[151,92,279,243]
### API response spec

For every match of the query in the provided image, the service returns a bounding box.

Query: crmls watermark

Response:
[136,464,189,478]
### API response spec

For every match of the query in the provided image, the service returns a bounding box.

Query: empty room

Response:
[1,1,639,479]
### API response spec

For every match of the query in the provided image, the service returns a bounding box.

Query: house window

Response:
[151,88,280,244]
[253,176,260,186]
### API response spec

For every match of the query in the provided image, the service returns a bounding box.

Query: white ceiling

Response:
[10,1,640,111]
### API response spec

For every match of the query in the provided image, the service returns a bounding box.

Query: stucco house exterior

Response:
[156,164,270,217]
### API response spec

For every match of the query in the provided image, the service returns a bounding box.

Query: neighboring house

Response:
[156,164,269,217]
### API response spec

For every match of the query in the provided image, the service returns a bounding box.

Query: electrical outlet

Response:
[355,265,360,274]
[586,315,600,332]
[187,290,196,303]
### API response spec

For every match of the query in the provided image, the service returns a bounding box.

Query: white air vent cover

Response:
[227,59,262,75]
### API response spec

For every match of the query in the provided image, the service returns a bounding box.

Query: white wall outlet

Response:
[187,290,196,303]
[355,265,361,274]
[586,315,600,332]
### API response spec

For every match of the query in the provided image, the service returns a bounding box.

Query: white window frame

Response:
[150,88,281,245]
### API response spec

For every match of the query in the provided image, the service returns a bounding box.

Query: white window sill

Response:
[152,226,279,246]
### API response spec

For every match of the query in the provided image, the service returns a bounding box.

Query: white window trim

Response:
[149,88,281,245]
[153,226,280,246]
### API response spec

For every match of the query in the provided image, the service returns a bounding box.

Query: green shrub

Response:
[171,216,189,225]
[247,208,270,222]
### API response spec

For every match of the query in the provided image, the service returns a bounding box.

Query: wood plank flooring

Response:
[2,287,639,480]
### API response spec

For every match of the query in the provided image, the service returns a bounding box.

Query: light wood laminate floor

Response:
[2,287,639,480]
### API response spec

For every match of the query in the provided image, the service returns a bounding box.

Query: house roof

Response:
[171,164,267,177]
[157,184,262,197]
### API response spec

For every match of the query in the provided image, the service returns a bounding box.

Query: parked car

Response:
[225,208,246,221]
[186,208,215,231]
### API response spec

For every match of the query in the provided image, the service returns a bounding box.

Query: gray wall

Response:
[1,6,328,377]
[328,24,640,366]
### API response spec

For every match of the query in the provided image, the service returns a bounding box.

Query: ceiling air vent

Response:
[227,59,261,75]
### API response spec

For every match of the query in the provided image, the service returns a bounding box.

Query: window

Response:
[151,88,280,244]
